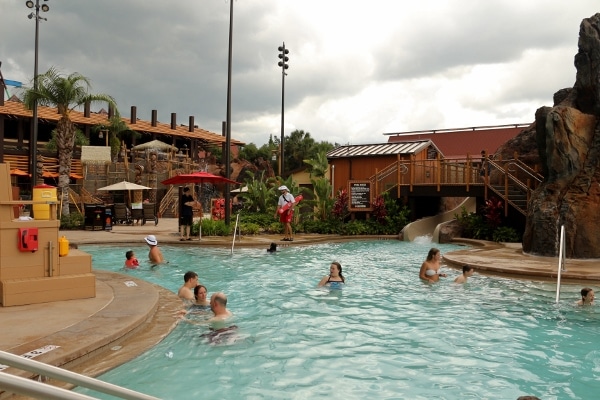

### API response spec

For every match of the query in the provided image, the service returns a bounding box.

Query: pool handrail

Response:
[555,225,566,303]
[0,350,159,400]
[231,212,240,253]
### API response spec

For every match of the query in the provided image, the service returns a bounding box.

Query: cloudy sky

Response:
[1,1,598,146]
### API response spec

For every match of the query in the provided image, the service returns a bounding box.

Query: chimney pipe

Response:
[151,110,157,127]
[189,116,194,132]
[130,106,137,124]
[171,113,176,129]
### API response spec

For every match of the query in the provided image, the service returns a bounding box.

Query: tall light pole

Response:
[224,0,233,225]
[26,0,50,189]
[277,42,289,177]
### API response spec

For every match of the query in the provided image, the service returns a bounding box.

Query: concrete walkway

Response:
[1,217,599,395]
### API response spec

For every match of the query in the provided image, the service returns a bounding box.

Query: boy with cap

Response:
[144,235,164,264]
[274,185,295,241]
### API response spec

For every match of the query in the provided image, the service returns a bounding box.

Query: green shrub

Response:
[492,226,521,243]
[60,212,84,230]
[239,222,261,235]
[192,219,232,236]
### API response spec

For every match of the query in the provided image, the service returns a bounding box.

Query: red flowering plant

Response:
[332,188,349,221]
[482,196,503,229]
[371,195,387,223]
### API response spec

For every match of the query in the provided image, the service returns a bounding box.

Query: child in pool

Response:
[124,250,140,269]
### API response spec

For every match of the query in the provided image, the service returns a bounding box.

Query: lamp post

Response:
[224,0,233,225]
[25,0,49,189]
[277,42,289,177]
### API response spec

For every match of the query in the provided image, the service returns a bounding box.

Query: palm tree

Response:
[23,67,117,216]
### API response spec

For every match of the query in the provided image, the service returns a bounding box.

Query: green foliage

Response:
[239,222,261,235]
[268,222,283,234]
[455,206,490,240]
[492,226,521,243]
[332,188,350,221]
[303,151,329,178]
[454,200,524,242]
[191,219,231,236]
[46,129,89,152]
[60,211,84,230]
[239,170,277,213]
[308,176,334,221]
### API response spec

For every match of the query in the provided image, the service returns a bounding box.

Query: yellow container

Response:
[33,184,57,220]
[59,236,69,257]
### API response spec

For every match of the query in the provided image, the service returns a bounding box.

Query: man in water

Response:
[177,271,199,303]
[454,265,474,284]
[210,292,233,322]
[144,235,164,264]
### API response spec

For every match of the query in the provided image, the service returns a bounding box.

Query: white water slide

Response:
[401,197,476,243]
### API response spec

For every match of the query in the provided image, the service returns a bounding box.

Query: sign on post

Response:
[348,180,372,211]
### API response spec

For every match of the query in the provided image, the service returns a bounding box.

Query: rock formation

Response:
[522,13,600,258]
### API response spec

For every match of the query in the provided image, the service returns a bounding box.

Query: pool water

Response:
[77,241,600,400]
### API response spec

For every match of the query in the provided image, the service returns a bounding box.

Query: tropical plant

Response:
[371,195,387,223]
[92,115,136,159]
[23,67,117,216]
[45,128,89,152]
[238,170,277,213]
[332,188,350,221]
[303,151,329,178]
[309,176,333,221]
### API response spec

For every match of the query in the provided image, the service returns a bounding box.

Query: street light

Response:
[224,0,234,225]
[277,42,289,177]
[26,0,50,189]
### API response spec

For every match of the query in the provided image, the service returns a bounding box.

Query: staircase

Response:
[486,159,543,216]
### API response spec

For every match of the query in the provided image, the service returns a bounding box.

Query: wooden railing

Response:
[368,155,542,216]
[158,185,177,218]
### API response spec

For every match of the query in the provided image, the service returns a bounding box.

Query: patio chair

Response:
[113,203,132,225]
[131,207,143,225]
[142,202,159,226]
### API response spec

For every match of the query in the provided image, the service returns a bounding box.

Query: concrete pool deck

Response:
[1,218,599,394]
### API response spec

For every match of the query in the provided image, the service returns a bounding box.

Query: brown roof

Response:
[0,100,244,145]
[327,140,438,158]
[385,124,530,158]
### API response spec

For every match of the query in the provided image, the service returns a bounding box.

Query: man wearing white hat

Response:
[274,185,295,241]
[145,235,164,264]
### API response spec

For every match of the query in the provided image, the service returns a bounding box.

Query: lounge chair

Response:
[142,202,159,226]
[113,203,132,225]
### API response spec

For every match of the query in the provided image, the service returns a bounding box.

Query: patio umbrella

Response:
[161,172,240,240]
[10,168,30,176]
[97,180,152,191]
[161,171,239,186]
[132,140,178,152]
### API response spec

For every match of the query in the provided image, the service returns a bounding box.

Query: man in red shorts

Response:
[274,185,295,241]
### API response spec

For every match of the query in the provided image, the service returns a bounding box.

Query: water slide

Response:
[401,197,476,243]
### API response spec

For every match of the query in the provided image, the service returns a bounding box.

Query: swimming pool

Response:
[77,241,600,399]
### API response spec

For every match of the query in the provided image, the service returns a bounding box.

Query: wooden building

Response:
[326,140,441,212]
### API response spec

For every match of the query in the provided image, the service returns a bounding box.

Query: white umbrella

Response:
[97,180,152,191]
[132,140,178,152]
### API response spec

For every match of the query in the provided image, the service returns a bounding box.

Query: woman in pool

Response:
[193,284,211,309]
[419,247,447,283]
[318,262,345,289]
[577,287,595,306]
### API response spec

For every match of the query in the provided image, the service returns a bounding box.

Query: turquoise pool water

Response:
[77,241,600,400]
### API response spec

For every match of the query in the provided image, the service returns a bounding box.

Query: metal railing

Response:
[0,350,159,400]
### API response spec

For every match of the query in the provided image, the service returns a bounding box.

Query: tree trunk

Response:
[56,116,76,217]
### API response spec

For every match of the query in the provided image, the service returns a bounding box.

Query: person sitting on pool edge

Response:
[577,287,595,306]
[454,265,474,284]
[124,250,140,269]
[178,271,199,304]
[318,262,345,289]
[144,235,164,264]
[419,247,446,283]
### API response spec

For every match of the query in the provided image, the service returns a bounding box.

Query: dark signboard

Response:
[348,180,372,211]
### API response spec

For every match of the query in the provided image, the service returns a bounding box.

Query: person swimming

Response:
[267,242,277,253]
[419,248,446,283]
[318,262,345,288]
